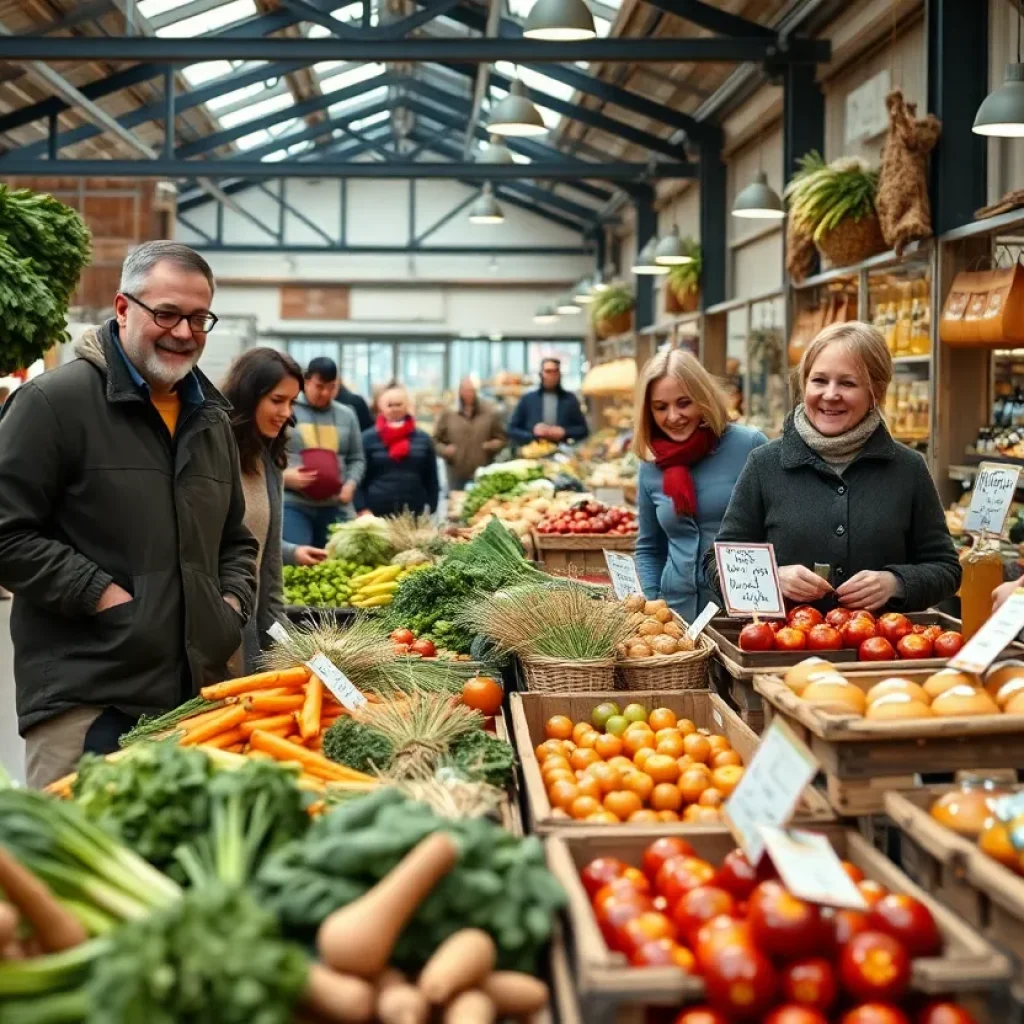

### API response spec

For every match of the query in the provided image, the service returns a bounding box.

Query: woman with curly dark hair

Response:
[221,347,325,672]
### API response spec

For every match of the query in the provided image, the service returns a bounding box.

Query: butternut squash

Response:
[317,832,459,978]
[442,990,496,1024]
[417,929,496,1004]
[482,972,550,1017]
[301,963,375,1023]
[376,981,430,1024]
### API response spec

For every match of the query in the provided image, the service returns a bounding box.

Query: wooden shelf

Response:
[792,239,931,292]
[637,310,701,335]
[939,207,1024,244]
[893,354,932,367]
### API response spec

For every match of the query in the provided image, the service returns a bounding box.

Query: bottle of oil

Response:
[960,533,1006,641]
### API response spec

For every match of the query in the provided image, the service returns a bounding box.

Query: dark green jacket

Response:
[0,321,258,734]
[703,415,961,613]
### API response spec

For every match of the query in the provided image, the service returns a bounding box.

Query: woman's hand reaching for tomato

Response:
[778,565,833,603]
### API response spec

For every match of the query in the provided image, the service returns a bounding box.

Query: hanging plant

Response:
[590,282,635,325]
[667,238,702,311]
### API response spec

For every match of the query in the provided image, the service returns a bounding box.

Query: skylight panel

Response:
[262,148,288,162]
[236,128,272,150]
[181,61,233,86]
[206,80,269,111]
[320,62,385,94]
[218,91,294,129]
[156,0,257,37]
[328,85,389,118]
[138,0,193,18]
[351,110,389,131]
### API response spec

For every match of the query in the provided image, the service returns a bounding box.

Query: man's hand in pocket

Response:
[95,583,132,613]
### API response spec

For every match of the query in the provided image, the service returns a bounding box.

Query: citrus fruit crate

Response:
[755,669,1024,816]
[530,530,635,578]
[510,689,834,834]
[545,827,1010,1024]
[492,706,524,837]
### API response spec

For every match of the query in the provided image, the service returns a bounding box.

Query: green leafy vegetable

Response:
[325,515,394,566]
[321,716,394,775]
[446,729,516,789]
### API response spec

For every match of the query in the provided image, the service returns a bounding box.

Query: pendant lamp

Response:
[975,0,1024,137]
[654,225,694,265]
[574,278,595,303]
[632,238,669,275]
[523,0,596,41]
[533,305,559,324]
[732,170,785,219]
[556,295,582,314]
[477,135,516,164]
[487,80,547,137]
[468,184,505,225]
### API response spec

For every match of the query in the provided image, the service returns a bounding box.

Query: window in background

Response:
[527,341,583,391]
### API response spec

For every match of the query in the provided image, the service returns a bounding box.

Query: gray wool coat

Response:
[703,415,961,613]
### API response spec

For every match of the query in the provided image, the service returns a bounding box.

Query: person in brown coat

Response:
[434,377,506,492]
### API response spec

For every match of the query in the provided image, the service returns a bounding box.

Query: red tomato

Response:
[826,608,854,629]
[581,857,630,899]
[748,880,826,961]
[616,911,678,955]
[671,886,737,946]
[829,908,872,948]
[877,613,914,645]
[629,937,696,969]
[933,631,964,658]
[896,634,934,660]
[807,624,844,650]
[916,1002,980,1024]
[780,957,838,1013]
[672,1008,731,1024]
[775,627,808,652]
[840,1005,912,1024]
[695,915,756,965]
[410,638,436,658]
[643,837,696,882]
[702,941,779,1019]
[593,875,653,915]
[763,1008,830,1024]
[714,849,761,900]
[655,856,717,908]
[596,899,649,948]
[789,605,825,629]
[739,622,776,651]
[868,893,942,958]
[389,628,414,645]
[839,931,911,1002]
[921,625,944,643]
[842,617,878,648]
[841,861,866,884]
[858,881,888,907]
[859,637,896,662]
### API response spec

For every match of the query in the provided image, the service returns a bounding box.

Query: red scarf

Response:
[376,414,415,461]
[650,426,717,516]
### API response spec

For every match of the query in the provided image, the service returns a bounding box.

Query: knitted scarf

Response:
[650,425,718,517]
[376,414,415,461]
[793,403,882,469]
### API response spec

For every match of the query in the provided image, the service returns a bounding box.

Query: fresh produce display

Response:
[535,498,638,536]
[326,515,395,566]
[535,702,744,824]
[738,608,964,662]
[519,438,558,458]
[461,461,545,522]
[928,777,1024,876]
[619,596,697,658]
[577,836,973,1023]
[283,559,375,608]
[465,489,574,540]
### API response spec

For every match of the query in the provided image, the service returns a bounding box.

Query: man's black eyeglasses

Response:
[123,293,218,333]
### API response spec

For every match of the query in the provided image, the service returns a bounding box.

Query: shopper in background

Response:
[336,369,373,433]
[361,383,439,517]
[0,240,257,787]
[705,321,960,612]
[506,357,589,446]
[434,376,506,492]
[221,348,327,674]
[284,356,365,548]
[633,350,767,622]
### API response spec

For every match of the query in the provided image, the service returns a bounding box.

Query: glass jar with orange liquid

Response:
[960,532,1006,640]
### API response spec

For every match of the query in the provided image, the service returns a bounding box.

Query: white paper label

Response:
[760,827,868,909]
[949,588,1024,675]
[266,621,290,645]
[714,542,786,618]
[964,462,1021,536]
[595,487,627,507]
[723,719,818,864]
[604,550,643,600]
[687,601,720,640]
[306,652,368,711]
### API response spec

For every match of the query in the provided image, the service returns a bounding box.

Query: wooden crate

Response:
[510,689,834,834]
[494,708,524,837]
[755,669,1024,815]
[546,827,1011,1024]
[886,788,1024,1001]
[531,531,635,578]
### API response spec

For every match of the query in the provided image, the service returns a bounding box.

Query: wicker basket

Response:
[595,310,633,340]
[816,212,887,268]
[520,656,616,693]
[616,633,717,691]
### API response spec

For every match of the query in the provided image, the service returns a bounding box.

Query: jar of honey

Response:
[960,533,1006,641]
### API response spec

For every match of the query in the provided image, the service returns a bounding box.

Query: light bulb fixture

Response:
[976,0,1024,137]
[632,238,670,275]
[556,295,582,314]
[486,79,547,137]
[591,269,609,292]
[654,225,694,265]
[523,0,596,41]
[732,170,785,219]
[468,183,505,225]
[574,277,595,303]
[533,305,559,324]
[477,134,516,164]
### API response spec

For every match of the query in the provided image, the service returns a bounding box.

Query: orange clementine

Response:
[548,780,580,811]
[712,749,743,769]
[575,774,602,801]
[629,809,661,824]
[656,809,681,822]
[650,782,683,812]
[698,787,724,808]
[624,730,655,757]
[594,733,624,760]
[688,761,713,778]
[573,720,595,744]
[541,755,572,778]
[543,769,576,788]
[711,764,744,796]
[677,755,695,771]
[683,804,703,822]
[562,740,577,754]
[570,795,601,820]
[577,730,600,749]
[655,734,686,759]
[676,718,697,737]
[622,771,655,803]
[632,747,657,770]
[587,810,621,823]
[678,768,710,805]
[588,763,624,795]
[604,790,643,820]
[551,807,570,819]
[535,739,569,762]
[654,727,683,745]
[643,753,681,784]
[546,716,574,740]
[690,806,722,824]
[607,756,636,774]
[682,733,712,764]
[648,708,678,732]
[570,747,602,772]
[706,735,731,754]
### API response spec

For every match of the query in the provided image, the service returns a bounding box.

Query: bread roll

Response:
[865,692,933,720]
[801,676,867,715]
[930,685,999,717]
[865,677,931,706]
[923,669,980,700]
[984,660,1024,700]
[783,657,837,695]
[995,678,1024,710]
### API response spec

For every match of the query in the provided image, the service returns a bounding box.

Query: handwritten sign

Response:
[949,587,1024,675]
[714,542,785,618]
[604,550,643,600]
[306,652,368,711]
[964,462,1021,536]
[722,719,818,864]
[687,601,720,641]
[760,827,868,909]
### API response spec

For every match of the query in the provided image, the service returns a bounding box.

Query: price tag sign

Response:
[723,719,818,864]
[266,621,290,645]
[714,542,786,618]
[949,587,1024,675]
[759,827,868,909]
[604,550,643,600]
[687,601,720,641]
[595,487,627,507]
[306,652,368,711]
[963,462,1021,536]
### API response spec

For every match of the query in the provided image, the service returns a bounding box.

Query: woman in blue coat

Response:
[633,349,766,622]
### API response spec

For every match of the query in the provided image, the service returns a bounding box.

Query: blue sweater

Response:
[360,426,439,517]
[634,424,767,622]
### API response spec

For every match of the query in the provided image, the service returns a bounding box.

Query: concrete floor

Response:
[0,601,25,783]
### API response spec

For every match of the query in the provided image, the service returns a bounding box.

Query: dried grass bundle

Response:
[385,511,444,556]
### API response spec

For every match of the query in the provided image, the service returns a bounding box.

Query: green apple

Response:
[622,703,649,724]
[604,715,629,737]
[591,701,621,730]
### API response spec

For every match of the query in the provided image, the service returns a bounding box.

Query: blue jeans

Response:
[283,503,341,549]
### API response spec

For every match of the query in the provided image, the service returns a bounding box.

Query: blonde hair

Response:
[632,348,730,459]
[798,321,893,407]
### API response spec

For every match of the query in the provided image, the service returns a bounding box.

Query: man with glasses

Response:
[0,240,257,788]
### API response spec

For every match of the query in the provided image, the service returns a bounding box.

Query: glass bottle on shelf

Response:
[961,533,1006,641]
[910,279,931,356]
[895,282,913,356]
[884,289,899,353]
[873,285,890,345]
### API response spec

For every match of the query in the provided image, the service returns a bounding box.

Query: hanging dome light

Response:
[523,0,596,41]
[654,225,694,265]
[468,183,505,225]
[574,277,595,303]
[632,238,670,275]
[974,63,1024,136]
[486,80,547,137]
[477,135,516,164]
[533,305,559,324]
[556,295,582,314]
[732,170,785,219]
[591,269,610,292]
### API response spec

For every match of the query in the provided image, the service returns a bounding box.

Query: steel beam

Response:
[640,0,774,38]
[782,62,822,278]
[633,188,656,329]
[255,181,336,246]
[279,0,461,39]
[176,211,217,246]
[699,144,726,309]
[163,66,175,162]
[190,244,592,254]
[412,192,479,246]
[0,36,831,63]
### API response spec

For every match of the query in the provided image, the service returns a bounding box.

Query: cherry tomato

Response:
[713,848,762,900]
[748,880,826,961]
[671,886,737,947]
[616,911,678,955]
[695,915,756,966]
[643,837,696,882]
[655,856,716,908]
[780,957,838,1013]
[763,1008,830,1024]
[839,931,911,1002]
[701,941,778,1020]
[916,1002,980,1024]
[593,878,653,917]
[868,893,942,958]
[596,898,650,948]
[581,857,630,899]
[840,1005,911,1024]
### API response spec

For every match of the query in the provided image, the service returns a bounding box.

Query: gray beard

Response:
[126,341,199,391]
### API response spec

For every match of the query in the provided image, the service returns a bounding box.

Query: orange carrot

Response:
[179,705,247,746]
[200,666,310,701]
[249,730,375,782]
[198,725,247,750]
[226,743,246,754]
[179,706,236,733]
[240,713,297,738]
[299,678,323,740]
[242,694,305,714]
